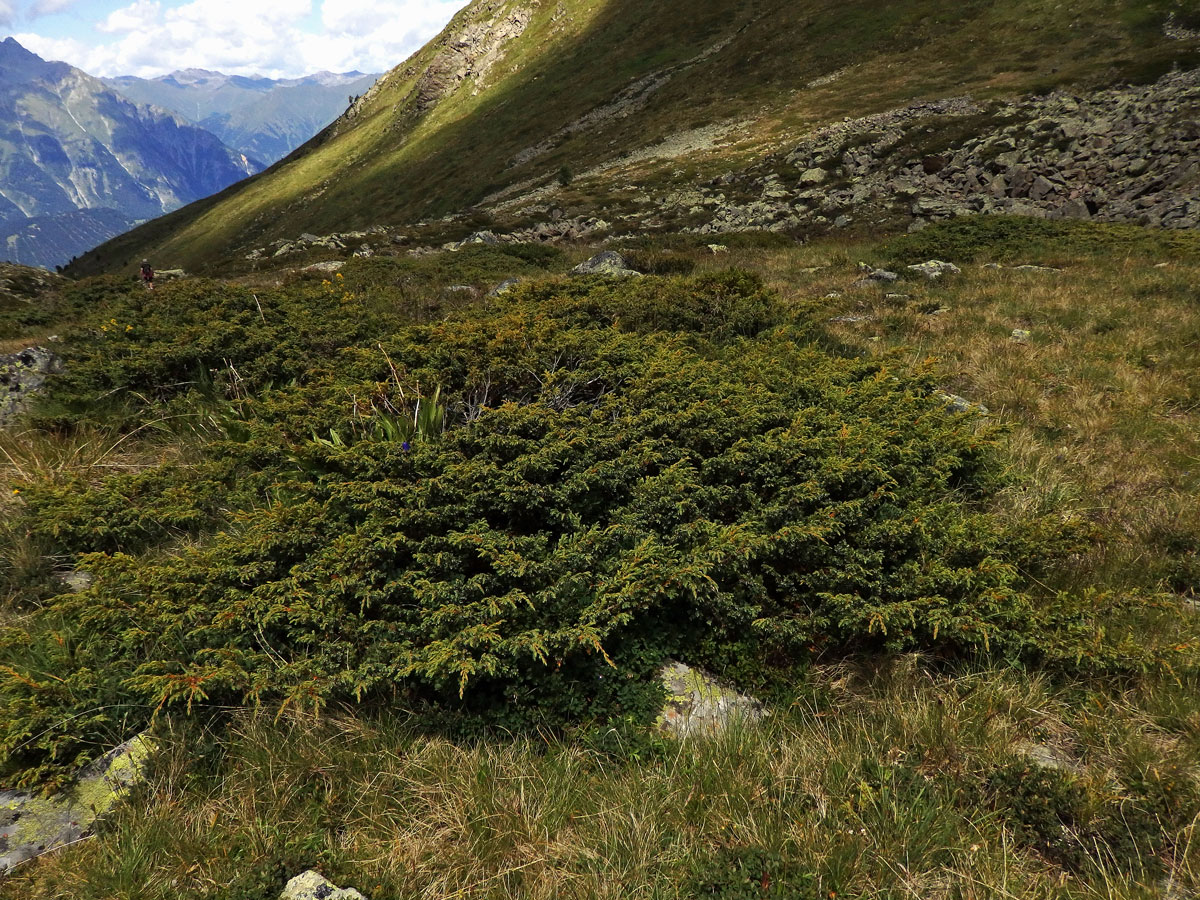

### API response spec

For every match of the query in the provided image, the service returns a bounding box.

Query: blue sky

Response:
[1,0,469,78]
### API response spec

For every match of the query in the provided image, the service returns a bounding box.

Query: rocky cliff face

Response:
[0,38,261,269]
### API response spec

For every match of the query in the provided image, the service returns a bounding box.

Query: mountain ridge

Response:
[104,67,380,164]
[0,38,261,269]
[65,0,1200,276]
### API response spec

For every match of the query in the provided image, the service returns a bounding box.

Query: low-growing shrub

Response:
[879,216,1200,267]
[0,268,1176,784]
[32,278,375,428]
[625,249,698,276]
[686,845,818,898]
[986,757,1200,876]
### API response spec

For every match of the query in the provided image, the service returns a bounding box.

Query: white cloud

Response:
[0,0,16,27]
[14,0,470,78]
[10,31,92,64]
[306,0,467,73]
[97,0,162,34]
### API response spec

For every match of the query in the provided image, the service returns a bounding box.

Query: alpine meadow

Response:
[1,1,1199,898]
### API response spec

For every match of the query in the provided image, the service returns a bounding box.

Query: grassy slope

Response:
[67,0,1200,277]
[4,219,1200,898]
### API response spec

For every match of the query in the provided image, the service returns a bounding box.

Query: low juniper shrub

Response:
[0,268,1180,784]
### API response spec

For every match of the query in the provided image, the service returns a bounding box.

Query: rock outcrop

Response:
[281,871,368,900]
[0,735,154,872]
[0,346,61,426]
[570,250,641,277]
[669,68,1200,236]
[657,662,765,736]
[411,3,533,114]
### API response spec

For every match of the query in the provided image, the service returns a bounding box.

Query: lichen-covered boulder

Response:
[657,662,765,737]
[0,734,155,872]
[935,391,990,416]
[570,251,641,278]
[0,346,61,426]
[302,261,345,274]
[851,263,899,287]
[488,278,521,297]
[907,259,962,279]
[281,870,368,900]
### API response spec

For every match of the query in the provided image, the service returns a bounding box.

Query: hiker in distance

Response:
[139,260,154,290]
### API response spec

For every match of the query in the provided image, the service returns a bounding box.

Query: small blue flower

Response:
[401,441,411,451]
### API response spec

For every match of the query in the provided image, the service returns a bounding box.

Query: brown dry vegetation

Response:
[8,661,1199,899]
[745,247,1200,599]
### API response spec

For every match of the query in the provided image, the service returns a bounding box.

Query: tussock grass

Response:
[0,425,193,605]
[754,230,1200,598]
[5,660,1198,898]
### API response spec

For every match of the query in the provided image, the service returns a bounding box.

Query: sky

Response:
[1,0,470,78]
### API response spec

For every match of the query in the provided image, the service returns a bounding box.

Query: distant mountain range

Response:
[104,68,380,165]
[0,37,261,269]
[0,38,380,269]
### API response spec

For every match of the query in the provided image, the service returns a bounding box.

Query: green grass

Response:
[878,217,1200,267]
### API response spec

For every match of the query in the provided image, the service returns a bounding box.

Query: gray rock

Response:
[488,278,521,297]
[281,871,367,900]
[1029,175,1057,201]
[0,346,62,426]
[855,263,899,283]
[1057,198,1092,219]
[799,167,828,187]
[61,569,93,592]
[907,260,961,280]
[1016,742,1077,773]
[1127,158,1151,177]
[1,735,155,873]
[302,261,345,274]
[935,391,990,416]
[657,662,765,737]
[571,251,641,278]
[460,230,500,245]
[1011,328,1032,343]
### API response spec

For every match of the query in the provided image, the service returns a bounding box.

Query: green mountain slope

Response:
[69,0,1200,275]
